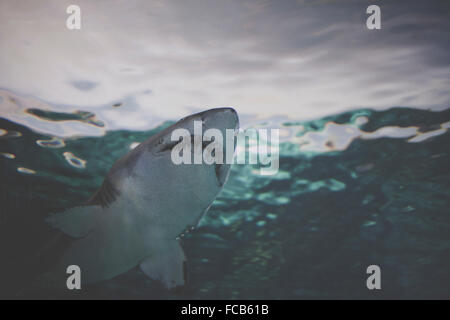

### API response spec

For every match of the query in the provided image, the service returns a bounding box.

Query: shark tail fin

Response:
[140,239,186,289]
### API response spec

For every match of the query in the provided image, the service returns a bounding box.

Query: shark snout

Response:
[198,108,239,187]
[199,107,239,133]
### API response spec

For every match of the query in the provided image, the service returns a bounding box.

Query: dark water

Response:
[1,107,449,299]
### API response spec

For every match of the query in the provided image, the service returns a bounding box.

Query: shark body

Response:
[45,108,239,289]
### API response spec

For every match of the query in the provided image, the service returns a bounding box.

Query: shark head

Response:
[150,107,240,187]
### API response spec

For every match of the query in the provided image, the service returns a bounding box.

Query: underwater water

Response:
[0,103,449,299]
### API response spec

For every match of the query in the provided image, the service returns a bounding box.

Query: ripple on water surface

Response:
[63,152,87,169]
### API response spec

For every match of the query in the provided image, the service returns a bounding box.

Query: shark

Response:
[44,107,239,289]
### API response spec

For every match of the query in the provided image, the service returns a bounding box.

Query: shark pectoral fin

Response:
[45,205,101,238]
[140,240,186,289]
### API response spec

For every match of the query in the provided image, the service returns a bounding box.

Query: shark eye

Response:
[157,137,182,153]
[159,141,177,152]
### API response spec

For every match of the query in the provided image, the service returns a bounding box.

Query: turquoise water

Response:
[1,106,449,299]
